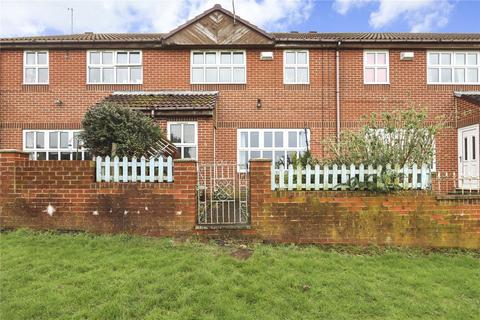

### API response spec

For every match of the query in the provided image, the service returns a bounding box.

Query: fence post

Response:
[96,156,102,182]
[113,156,119,182]
[149,158,155,182]
[306,164,311,190]
[279,165,285,190]
[412,163,418,189]
[167,156,173,182]
[131,157,137,182]
[288,164,294,191]
[314,164,320,190]
[158,157,164,182]
[104,156,111,182]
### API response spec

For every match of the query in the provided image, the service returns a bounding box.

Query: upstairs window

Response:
[23,130,91,160]
[428,51,480,84]
[87,50,142,84]
[284,50,309,84]
[23,51,49,84]
[191,51,246,84]
[364,50,389,84]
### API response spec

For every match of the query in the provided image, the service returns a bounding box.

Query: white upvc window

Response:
[283,50,309,84]
[87,50,142,84]
[191,51,246,84]
[168,122,198,159]
[23,130,91,160]
[237,129,310,171]
[427,51,480,84]
[364,50,389,84]
[23,51,49,84]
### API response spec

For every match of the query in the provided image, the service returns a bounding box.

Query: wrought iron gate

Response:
[197,162,249,225]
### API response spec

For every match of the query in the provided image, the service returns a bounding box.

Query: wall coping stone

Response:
[0,149,30,154]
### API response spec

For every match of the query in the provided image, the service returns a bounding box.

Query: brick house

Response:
[1,4,479,188]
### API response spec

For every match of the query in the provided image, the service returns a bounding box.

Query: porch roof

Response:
[98,91,218,117]
[454,91,480,105]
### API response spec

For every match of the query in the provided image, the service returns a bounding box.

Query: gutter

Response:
[336,41,341,142]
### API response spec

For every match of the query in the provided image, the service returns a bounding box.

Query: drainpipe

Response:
[336,41,342,142]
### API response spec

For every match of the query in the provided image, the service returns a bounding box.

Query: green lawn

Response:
[1,230,479,320]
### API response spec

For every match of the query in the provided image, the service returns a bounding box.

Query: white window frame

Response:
[23,50,49,84]
[283,50,310,84]
[167,122,198,160]
[427,51,480,85]
[86,50,143,84]
[363,50,390,84]
[190,50,247,84]
[23,130,89,160]
[237,129,310,172]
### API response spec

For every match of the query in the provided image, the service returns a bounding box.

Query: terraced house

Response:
[1,4,479,188]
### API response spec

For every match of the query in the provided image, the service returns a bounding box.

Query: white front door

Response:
[458,124,480,190]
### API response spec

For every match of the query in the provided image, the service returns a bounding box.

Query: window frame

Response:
[23,50,49,85]
[167,121,198,160]
[237,128,311,172]
[22,129,89,160]
[86,50,143,85]
[283,50,310,84]
[190,50,247,84]
[363,50,390,85]
[427,51,480,85]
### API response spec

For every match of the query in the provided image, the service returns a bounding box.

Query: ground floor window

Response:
[168,122,198,159]
[23,130,91,160]
[237,129,310,171]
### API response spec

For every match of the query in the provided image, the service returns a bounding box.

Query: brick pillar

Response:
[0,150,29,196]
[172,159,197,233]
[249,159,272,228]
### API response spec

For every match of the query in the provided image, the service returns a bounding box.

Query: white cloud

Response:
[0,0,314,37]
[333,0,454,32]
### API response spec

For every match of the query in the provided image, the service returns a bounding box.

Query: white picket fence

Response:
[96,156,173,183]
[271,163,431,191]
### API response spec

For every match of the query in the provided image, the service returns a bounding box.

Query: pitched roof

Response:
[0,33,165,44]
[98,91,218,116]
[272,32,480,42]
[454,91,480,105]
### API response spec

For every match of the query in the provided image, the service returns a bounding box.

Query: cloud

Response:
[0,0,314,37]
[333,0,454,32]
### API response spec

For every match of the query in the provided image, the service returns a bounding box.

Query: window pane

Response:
[60,132,69,148]
[25,132,34,149]
[429,53,439,65]
[454,68,465,83]
[205,53,216,64]
[365,68,375,82]
[89,68,101,83]
[38,68,48,83]
[239,151,248,168]
[233,68,245,83]
[377,53,386,65]
[285,52,295,64]
[183,147,196,159]
[288,131,297,147]
[251,151,261,159]
[233,52,244,64]
[37,52,47,65]
[428,68,439,82]
[36,132,44,148]
[264,132,273,147]
[26,52,36,65]
[250,132,259,148]
[262,151,272,159]
[466,68,478,82]
[441,68,452,82]
[297,52,307,64]
[193,53,204,64]
[365,53,375,65]
[102,52,113,64]
[192,68,204,83]
[130,67,142,83]
[37,152,46,160]
[60,152,71,160]
[90,52,100,64]
[220,52,231,64]
[274,132,283,147]
[49,132,58,148]
[25,68,36,83]
[299,131,307,148]
[73,132,80,149]
[129,52,141,64]
[49,152,59,160]
[183,124,195,143]
[455,53,465,65]
[377,68,388,82]
[103,68,114,83]
[169,124,181,143]
[441,53,451,65]
[285,67,295,83]
[219,68,231,82]
[466,53,477,65]
[240,132,248,147]
[205,68,218,83]
[297,68,308,83]
[117,52,128,64]
[274,151,285,164]
[116,67,129,83]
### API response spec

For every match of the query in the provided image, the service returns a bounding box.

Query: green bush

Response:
[80,103,163,158]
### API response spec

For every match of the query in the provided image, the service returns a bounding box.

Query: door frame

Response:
[457,124,480,189]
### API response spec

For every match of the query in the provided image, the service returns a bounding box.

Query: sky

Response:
[1,0,479,37]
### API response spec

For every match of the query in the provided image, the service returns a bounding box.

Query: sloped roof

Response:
[454,91,480,105]
[0,33,165,44]
[272,32,480,42]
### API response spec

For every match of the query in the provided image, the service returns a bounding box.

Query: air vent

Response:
[400,52,414,60]
[260,51,274,60]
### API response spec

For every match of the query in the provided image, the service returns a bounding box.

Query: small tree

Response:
[80,103,163,158]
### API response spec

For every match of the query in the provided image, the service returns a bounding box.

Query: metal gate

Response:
[197,162,249,225]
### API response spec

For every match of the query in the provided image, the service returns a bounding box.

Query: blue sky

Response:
[1,0,479,37]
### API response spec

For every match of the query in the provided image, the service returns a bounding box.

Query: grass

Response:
[1,230,479,320]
